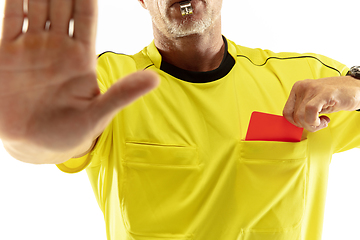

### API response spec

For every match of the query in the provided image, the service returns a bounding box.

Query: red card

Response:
[245,111,304,142]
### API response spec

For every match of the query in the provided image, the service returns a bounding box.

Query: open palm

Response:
[0,0,159,152]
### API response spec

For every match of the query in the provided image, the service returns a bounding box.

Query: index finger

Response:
[283,86,298,127]
[73,0,97,44]
[1,0,24,41]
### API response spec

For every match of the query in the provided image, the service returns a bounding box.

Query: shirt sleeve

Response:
[56,121,113,173]
[305,53,360,154]
[56,151,94,174]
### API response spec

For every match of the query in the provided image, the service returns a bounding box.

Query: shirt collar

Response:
[146,36,236,83]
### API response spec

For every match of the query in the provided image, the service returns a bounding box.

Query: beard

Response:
[161,9,214,38]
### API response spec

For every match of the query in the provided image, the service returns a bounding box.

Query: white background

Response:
[0,0,360,239]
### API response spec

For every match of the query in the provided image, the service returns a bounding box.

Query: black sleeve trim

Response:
[236,55,342,76]
[237,54,360,112]
[98,52,154,71]
[144,64,155,70]
[97,51,129,59]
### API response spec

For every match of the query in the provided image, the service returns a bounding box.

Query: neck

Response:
[153,20,224,72]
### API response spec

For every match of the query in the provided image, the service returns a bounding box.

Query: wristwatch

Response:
[349,66,360,79]
[348,66,360,111]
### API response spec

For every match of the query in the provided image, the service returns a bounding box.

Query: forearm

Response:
[2,138,94,165]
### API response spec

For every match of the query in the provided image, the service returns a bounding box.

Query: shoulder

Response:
[97,51,137,70]
[97,47,154,72]
[95,48,154,90]
[228,39,348,77]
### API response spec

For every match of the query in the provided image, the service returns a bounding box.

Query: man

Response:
[0,0,360,240]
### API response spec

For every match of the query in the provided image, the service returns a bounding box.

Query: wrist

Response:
[347,67,360,111]
[2,138,94,165]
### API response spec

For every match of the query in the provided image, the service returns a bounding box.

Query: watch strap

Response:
[346,70,360,111]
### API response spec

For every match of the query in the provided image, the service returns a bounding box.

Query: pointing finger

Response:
[283,85,297,126]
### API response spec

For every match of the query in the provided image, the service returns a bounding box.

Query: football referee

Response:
[0,0,360,240]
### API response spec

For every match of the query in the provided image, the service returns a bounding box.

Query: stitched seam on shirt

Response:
[237,55,342,76]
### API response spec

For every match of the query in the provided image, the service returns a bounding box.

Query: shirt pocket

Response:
[237,139,308,233]
[121,142,199,239]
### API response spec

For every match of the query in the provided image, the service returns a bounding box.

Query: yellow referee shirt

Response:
[57,37,360,240]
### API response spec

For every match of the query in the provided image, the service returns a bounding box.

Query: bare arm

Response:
[0,0,159,164]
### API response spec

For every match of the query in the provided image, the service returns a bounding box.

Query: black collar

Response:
[160,36,235,83]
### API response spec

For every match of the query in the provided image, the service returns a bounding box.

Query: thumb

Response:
[89,70,160,127]
[311,115,331,132]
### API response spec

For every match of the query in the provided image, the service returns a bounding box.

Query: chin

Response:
[166,17,212,38]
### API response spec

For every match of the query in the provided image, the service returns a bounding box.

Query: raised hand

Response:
[0,0,159,158]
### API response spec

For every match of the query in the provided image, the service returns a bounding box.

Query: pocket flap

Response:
[124,142,198,166]
[240,139,308,160]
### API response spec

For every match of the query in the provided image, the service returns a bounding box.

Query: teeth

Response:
[180,1,193,16]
